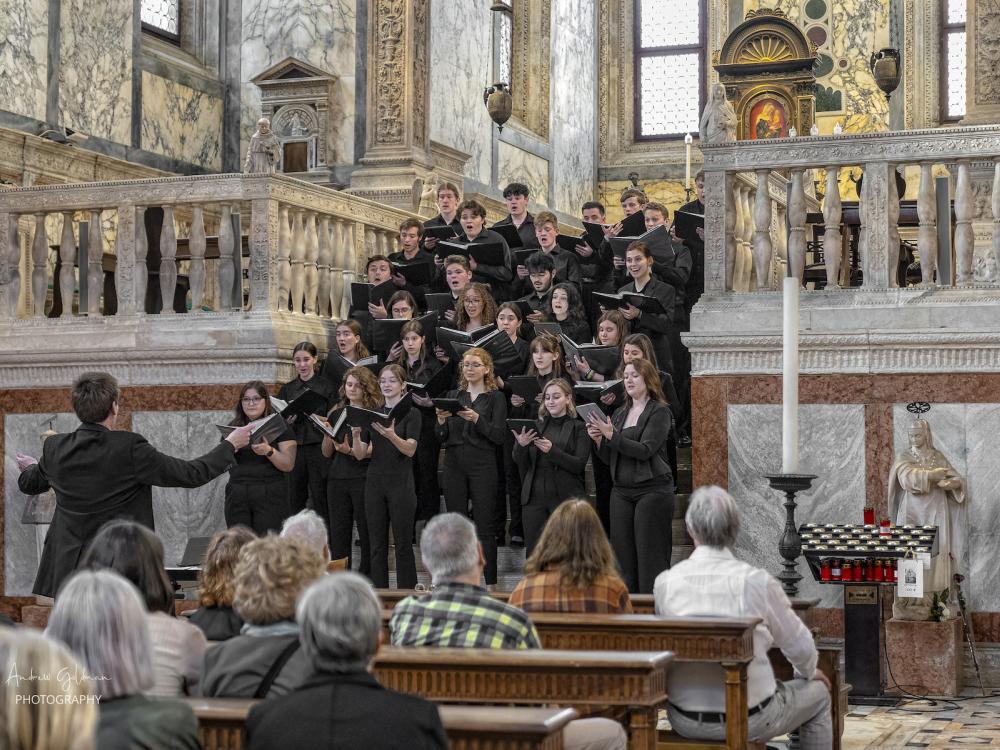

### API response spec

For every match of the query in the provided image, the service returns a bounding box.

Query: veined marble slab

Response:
[498,142,549,207]
[141,72,223,171]
[429,0,493,184]
[728,404,866,608]
[0,0,48,122]
[551,0,596,215]
[58,0,132,144]
[3,413,79,596]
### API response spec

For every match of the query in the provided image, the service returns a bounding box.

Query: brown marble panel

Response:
[972,612,1000,642]
[691,377,729,490]
[865,404,894,519]
[804,606,844,640]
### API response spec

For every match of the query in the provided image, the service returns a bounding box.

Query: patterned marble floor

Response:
[839,695,1000,748]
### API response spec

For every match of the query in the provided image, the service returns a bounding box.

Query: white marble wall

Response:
[141,73,223,171]
[240,0,356,166]
[891,404,1000,612]
[4,413,79,596]
[58,0,132,144]
[0,0,48,122]
[550,0,596,215]
[498,142,549,207]
[728,404,866,608]
[429,0,493,184]
[134,410,232,566]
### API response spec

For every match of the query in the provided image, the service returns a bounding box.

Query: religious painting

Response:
[749,98,788,139]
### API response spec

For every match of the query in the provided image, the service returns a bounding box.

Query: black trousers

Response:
[521,494,566,556]
[327,476,369,576]
[443,444,498,584]
[610,484,674,594]
[365,473,418,589]
[225,478,290,535]
[287,443,328,515]
[494,436,523,542]
[592,448,613,537]
[413,422,441,523]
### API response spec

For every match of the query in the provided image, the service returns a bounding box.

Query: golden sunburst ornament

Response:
[738,33,794,63]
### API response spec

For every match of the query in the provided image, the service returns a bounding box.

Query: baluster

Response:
[0,213,15,319]
[730,184,744,292]
[887,166,901,288]
[724,177,737,291]
[304,211,319,315]
[59,212,76,317]
[740,185,754,292]
[217,204,235,310]
[31,214,48,316]
[316,216,332,318]
[823,168,842,289]
[290,209,306,313]
[331,220,347,319]
[87,210,104,315]
[135,207,148,312]
[159,206,177,314]
[787,169,807,283]
[276,204,291,312]
[857,171,870,286]
[753,170,774,290]
[189,206,207,312]
[113,205,136,315]
[954,161,974,285]
[916,163,938,287]
[992,160,1000,284]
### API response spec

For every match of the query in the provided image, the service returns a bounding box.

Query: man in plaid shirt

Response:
[389,513,627,750]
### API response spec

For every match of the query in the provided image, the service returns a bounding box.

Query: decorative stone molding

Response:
[902,0,941,131]
[964,0,1000,125]
[509,0,551,140]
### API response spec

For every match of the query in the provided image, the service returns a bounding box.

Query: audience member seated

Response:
[201,535,325,698]
[78,520,206,697]
[0,628,98,750]
[246,572,449,750]
[509,499,632,614]
[46,569,200,750]
[390,513,627,750]
[653,486,832,748]
[280,508,341,571]
[188,525,257,641]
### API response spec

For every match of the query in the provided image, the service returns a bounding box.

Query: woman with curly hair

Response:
[509,499,632,613]
[189,526,258,641]
[453,282,498,333]
[321,366,381,575]
[548,282,591,345]
[434,348,507,586]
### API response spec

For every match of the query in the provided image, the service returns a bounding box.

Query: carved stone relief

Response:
[975,0,1000,105]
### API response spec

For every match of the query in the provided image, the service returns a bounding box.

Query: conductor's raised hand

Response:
[15,452,38,471]
[226,424,253,449]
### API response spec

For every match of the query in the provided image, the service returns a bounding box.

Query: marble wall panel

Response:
[3,413,79,596]
[0,0,48,122]
[240,0,356,166]
[551,0,596,215]
[58,0,133,144]
[728,404,866,608]
[133,410,231,566]
[141,73,223,171]
[598,179,689,220]
[429,0,493,184]
[498,142,549,207]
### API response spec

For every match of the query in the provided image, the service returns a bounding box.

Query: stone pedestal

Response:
[885,617,962,697]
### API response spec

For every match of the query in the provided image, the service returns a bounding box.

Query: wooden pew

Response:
[373,646,671,750]
[184,697,580,750]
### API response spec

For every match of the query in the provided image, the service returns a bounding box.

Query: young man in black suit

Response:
[16,372,251,598]
[492,182,541,252]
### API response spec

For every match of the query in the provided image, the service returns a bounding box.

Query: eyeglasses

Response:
[241,397,264,404]
[462,362,485,369]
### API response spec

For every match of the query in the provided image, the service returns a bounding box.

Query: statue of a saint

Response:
[244,118,281,175]
[699,83,738,144]
[888,417,967,620]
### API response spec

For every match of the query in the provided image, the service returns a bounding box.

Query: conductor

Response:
[15,372,252,598]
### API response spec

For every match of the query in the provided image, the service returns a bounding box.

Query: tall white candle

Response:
[782,275,800,474]
[684,133,693,189]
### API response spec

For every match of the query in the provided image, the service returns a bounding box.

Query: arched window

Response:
[141,0,180,42]
[634,0,706,140]
[940,0,966,122]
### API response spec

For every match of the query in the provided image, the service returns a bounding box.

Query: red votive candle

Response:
[863,506,875,525]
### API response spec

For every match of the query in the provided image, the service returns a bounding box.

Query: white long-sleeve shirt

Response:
[653,546,818,712]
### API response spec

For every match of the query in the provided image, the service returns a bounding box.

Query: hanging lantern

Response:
[483,83,513,133]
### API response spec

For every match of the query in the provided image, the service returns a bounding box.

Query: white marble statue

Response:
[244,118,281,175]
[888,417,967,620]
[699,83,738,144]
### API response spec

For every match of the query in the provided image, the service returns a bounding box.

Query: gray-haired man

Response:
[653,486,832,748]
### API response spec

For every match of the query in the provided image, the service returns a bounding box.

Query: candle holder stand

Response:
[684,186,694,203]
[765,473,816,598]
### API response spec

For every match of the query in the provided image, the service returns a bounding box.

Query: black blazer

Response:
[435,389,507,451]
[618,277,676,376]
[246,671,448,750]
[512,416,590,506]
[18,424,236,598]
[597,400,673,488]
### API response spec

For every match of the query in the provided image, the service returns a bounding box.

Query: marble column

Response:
[961,0,1000,126]
[348,0,433,209]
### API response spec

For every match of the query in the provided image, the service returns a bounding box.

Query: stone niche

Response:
[250,58,339,184]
